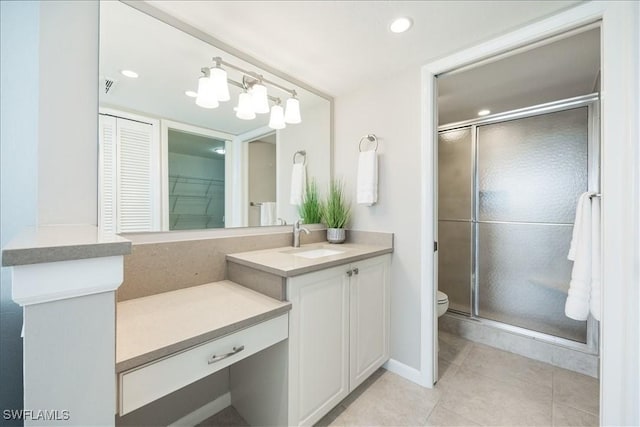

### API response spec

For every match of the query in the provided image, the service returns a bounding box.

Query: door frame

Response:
[420,2,639,425]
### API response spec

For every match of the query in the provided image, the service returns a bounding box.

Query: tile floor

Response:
[200,331,599,426]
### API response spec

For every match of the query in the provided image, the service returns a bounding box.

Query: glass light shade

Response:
[210,67,230,102]
[284,97,302,124]
[236,92,256,120]
[268,104,286,130]
[250,84,270,114]
[196,76,218,109]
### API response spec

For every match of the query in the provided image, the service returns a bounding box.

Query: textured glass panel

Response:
[439,128,472,220]
[438,220,472,314]
[478,223,586,343]
[478,108,588,223]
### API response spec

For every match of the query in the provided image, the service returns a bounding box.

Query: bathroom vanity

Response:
[3,225,392,426]
[226,241,392,426]
[116,231,393,426]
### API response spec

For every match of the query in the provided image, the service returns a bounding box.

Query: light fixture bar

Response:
[227,79,281,103]
[212,56,297,97]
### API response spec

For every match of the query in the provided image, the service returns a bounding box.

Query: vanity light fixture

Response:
[193,56,302,125]
[390,17,412,33]
[250,82,270,114]
[478,109,491,116]
[268,99,286,130]
[213,147,226,155]
[185,90,198,98]
[196,68,219,109]
[211,59,230,102]
[235,90,256,120]
[284,94,302,124]
[121,69,139,78]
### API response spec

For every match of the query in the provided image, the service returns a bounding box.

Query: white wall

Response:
[1,0,100,418]
[38,0,98,225]
[334,67,423,370]
[0,1,40,417]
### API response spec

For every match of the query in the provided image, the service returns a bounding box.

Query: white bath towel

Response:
[589,196,601,321]
[260,202,277,226]
[289,163,306,205]
[357,150,378,205]
[565,192,596,321]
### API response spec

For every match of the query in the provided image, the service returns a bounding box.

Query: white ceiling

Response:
[146,0,580,97]
[438,27,600,125]
[99,1,326,135]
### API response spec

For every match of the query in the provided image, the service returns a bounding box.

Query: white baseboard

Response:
[383,359,433,388]
[168,392,231,427]
[383,358,431,388]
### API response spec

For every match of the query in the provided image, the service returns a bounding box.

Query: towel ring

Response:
[293,150,306,165]
[359,134,378,152]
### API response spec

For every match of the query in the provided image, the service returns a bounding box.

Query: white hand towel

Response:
[289,163,307,205]
[589,196,601,321]
[260,202,277,226]
[357,151,378,206]
[565,192,594,321]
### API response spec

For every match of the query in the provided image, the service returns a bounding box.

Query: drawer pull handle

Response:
[353,268,359,275]
[208,345,245,365]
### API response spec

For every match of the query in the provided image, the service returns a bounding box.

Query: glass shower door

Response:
[476,107,589,342]
[438,128,473,314]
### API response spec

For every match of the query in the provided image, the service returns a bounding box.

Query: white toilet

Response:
[437,291,449,317]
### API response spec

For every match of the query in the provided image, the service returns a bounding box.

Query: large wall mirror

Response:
[98,1,332,232]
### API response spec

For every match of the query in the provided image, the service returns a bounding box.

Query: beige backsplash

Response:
[118,229,325,301]
[118,228,393,301]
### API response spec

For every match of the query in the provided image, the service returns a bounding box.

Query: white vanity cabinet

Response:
[287,254,391,426]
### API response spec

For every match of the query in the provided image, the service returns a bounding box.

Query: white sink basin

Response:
[292,248,345,259]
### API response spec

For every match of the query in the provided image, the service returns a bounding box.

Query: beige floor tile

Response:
[425,405,480,426]
[197,406,248,427]
[553,368,599,416]
[436,356,461,388]
[331,369,441,426]
[315,404,349,427]
[462,344,554,389]
[439,331,473,366]
[438,367,552,426]
[552,403,599,427]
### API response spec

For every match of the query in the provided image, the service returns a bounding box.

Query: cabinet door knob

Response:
[347,270,353,277]
[353,268,359,275]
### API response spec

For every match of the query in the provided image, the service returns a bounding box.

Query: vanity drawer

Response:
[118,313,288,415]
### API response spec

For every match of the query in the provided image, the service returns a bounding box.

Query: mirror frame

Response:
[113,0,334,236]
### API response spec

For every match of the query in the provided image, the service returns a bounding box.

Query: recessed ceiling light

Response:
[390,17,412,33]
[185,90,198,98]
[121,69,138,79]
[213,147,226,155]
[478,109,491,116]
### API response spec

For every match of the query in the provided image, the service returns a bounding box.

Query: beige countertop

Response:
[116,280,291,372]
[226,242,393,277]
[2,225,131,266]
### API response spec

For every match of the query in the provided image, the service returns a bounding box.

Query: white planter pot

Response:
[327,228,346,244]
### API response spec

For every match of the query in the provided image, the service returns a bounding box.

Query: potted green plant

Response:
[298,178,323,224]
[322,179,351,243]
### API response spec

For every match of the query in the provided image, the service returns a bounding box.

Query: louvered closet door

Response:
[99,115,117,233]
[116,118,154,232]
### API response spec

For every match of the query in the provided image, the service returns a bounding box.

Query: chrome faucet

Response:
[293,219,311,247]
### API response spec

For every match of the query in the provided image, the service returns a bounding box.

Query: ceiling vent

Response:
[103,77,117,95]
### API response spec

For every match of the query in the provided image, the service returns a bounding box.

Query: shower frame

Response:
[438,93,600,355]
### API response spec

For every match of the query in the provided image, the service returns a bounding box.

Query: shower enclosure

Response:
[438,94,599,350]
